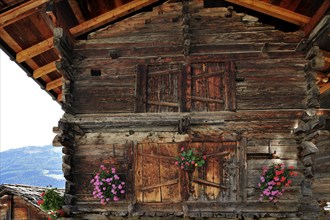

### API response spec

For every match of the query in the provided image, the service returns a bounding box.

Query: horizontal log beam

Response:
[70,0,160,37]
[46,77,62,91]
[0,0,49,27]
[16,37,54,63]
[223,0,310,26]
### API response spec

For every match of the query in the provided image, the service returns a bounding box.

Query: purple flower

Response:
[113,196,119,201]
[260,176,265,182]
[120,190,125,194]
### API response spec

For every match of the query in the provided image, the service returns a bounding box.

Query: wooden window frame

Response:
[135,62,236,113]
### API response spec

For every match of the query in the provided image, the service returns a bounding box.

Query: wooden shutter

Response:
[185,62,236,112]
[135,143,182,202]
[135,64,181,113]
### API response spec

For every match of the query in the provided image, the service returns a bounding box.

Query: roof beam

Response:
[0,0,49,27]
[320,82,330,94]
[67,0,85,23]
[46,77,62,91]
[223,0,311,26]
[16,37,53,63]
[70,0,159,37]
[303,0,330,37]
[33,61,58,79]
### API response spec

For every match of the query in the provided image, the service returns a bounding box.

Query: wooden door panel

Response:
[191,141,237,201]
[136,143,180,203]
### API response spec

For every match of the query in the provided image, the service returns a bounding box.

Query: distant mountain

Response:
[0,145,65,188]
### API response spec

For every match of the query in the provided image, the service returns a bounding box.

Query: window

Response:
[136,62,236,112]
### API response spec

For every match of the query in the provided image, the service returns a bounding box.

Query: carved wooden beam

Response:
[223,0,311,26]
[70,0,159,37]
[53,27,75,63]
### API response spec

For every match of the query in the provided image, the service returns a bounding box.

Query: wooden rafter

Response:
[303,0,330,37]
[0,0,49,27]
[33,60,59,79]
[67,0,85,23]
[320,82,330,94]
[57,93,62,102]
[16,37,53,63]
[223,0,311,26]
[70,0,159,37]
[46,77,62,91]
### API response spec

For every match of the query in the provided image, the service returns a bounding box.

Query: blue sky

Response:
[0,50,63,151]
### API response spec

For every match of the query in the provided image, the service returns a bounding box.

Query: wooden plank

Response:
[16,37,54,63]
[141,179,179,191]
[205,142,221,200]
[0,0,49,27]
[33,60,58,79]
[159,143,180,202]
[142,143,161,202]
[70,0,160,37]
[303,0,330,37]
[223,0,311,26]
[46,77,62,91]
[147,101,179,107]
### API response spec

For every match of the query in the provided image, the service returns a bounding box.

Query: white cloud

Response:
[0,50,64,151]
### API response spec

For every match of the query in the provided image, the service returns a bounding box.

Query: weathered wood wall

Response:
[55,1,330,219]
[71,1,306,114]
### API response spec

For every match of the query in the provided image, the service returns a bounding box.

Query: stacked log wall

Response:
[59,1,324,219]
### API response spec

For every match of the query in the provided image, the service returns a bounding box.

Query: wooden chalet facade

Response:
[1,0,330,219]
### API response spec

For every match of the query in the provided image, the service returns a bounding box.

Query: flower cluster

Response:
[258,163,297,203]
[90,164,126,204]
[175,147,206,171]
[37,188,64,220]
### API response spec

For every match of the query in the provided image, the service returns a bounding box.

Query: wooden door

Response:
[135,143,181,203]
